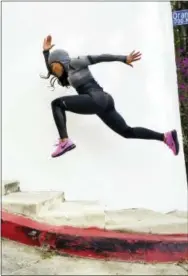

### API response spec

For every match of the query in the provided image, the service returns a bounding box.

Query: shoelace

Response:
[54,140,68,147]
[54,139,61,146]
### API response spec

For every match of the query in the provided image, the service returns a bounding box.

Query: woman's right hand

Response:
[43,35,55,51]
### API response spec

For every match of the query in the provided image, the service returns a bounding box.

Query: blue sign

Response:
[173,10,188,26]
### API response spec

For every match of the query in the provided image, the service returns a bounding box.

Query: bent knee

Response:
[51,97,66,109]
[123,126,135,138]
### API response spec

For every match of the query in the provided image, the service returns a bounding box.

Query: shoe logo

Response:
[61,141,68,149]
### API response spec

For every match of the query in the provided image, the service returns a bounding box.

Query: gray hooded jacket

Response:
[43,49,127,91]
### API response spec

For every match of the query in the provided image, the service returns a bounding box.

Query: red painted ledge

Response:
[2,210,188,263]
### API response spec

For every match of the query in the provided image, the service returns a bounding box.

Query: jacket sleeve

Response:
[70,54,127,69]
[43,50,51,72]
[87,54,127,65]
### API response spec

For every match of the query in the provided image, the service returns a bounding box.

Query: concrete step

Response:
[37,206,187,234]
[35,204,187,234]
[166,210,188,219]
[105,208,188,234]
[2,187,187,234]
[2,191,65,217]
[37,200,105,228]
[2,180,20,196]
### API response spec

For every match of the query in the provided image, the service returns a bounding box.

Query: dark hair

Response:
[40,70,70,90]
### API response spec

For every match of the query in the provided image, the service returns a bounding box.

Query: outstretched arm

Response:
[87,54,127,65]
[89,51,142,66]
[71,51,141,69]
[71,54,126,69]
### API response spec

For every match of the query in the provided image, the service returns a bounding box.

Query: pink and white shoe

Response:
[164,130,179,156]
[51,138,76,158]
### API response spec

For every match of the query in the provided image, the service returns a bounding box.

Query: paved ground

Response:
[2,239,188,275]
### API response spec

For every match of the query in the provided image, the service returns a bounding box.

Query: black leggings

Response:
[51,94,164,141]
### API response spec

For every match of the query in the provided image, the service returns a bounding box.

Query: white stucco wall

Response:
[2,2,187,212]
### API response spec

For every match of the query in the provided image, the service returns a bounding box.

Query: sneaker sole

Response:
[52,144,76,158]
[171,130,179,156]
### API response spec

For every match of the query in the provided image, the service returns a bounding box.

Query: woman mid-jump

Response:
[41,35,179,158]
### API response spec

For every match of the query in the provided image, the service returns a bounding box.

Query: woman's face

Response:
[51,62,64,78]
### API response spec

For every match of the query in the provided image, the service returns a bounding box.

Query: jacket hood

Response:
[48,49,70,73]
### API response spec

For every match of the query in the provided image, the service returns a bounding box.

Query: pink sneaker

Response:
[52,139,76,158]
[164,130,179,156]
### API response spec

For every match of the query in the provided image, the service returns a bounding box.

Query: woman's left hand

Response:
[126,51,142,67]
[43,35,55,51]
